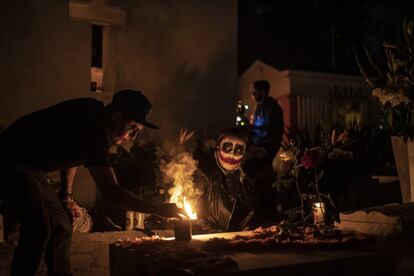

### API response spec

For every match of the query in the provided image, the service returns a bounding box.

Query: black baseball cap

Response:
[111,89,159,129]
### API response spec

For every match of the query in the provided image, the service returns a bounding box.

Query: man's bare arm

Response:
[60,167,83,221]
[60,166,78,195]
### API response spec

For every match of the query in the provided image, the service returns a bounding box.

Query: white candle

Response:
[313,202,325,224]
[134,212,146,229]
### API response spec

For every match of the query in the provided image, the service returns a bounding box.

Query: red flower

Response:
[300,147,322,170]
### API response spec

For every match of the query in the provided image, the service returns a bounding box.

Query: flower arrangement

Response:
[275,127,354,225]
[300,147,322,170]
[357,20,414,140]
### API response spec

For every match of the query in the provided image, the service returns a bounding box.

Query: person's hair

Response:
[218,128,250,147]
[253,79,270,94]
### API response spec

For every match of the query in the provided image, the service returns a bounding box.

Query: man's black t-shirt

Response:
[0,98,111,171]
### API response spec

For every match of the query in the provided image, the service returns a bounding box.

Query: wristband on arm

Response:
[59,191,74,204]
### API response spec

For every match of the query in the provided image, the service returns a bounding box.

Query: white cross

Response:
[69,0,126,26]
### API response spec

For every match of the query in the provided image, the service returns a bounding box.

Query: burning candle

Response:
[183,197,197,220]
[174,197,197,241]
[174,219,192,241]
[313,202,325,224]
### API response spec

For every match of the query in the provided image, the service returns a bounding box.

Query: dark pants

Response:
[0,163,72,276]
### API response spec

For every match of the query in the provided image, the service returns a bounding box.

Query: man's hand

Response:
[66,200,83,223]
[155,203,182,218]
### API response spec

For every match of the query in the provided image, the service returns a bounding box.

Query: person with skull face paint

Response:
[194,128,257,232]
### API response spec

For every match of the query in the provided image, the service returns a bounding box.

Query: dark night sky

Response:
[238,0,414,76]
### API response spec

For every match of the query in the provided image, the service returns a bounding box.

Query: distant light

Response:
[244,105,248,110]
[236,116,241,122]
[241,122,245,126]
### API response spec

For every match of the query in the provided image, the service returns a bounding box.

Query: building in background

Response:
[238,60,373,139]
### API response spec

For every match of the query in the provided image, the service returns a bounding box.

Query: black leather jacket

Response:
[195,151,256,231]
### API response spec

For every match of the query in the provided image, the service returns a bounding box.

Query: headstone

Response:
[391,136,414,203]
[336,202,414,237]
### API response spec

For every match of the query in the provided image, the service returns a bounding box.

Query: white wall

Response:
[104,0,238,140]
[290,70,370,129]
[0,0,90,126]
[289,70,369,97]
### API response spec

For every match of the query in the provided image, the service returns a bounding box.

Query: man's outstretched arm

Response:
[88,166,180,218]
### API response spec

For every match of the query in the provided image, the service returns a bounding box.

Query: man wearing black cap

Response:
[0,90,180,276]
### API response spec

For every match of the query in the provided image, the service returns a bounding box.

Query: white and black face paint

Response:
[217,136,246,171]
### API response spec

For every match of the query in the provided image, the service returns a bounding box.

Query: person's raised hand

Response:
[178,128,195,145]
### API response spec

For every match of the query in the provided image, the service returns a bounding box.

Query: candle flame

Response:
[183,197,197,220]
[161,151,200,220]
[314,202,324,208]
[313,202,325,224]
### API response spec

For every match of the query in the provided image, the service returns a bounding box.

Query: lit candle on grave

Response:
[183,197,197,220]
[175,197,197,241]
[313,202,325,224]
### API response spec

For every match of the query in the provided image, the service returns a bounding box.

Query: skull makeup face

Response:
[217,136,247,171]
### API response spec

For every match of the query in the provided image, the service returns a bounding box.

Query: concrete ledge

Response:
[0,230,174,276]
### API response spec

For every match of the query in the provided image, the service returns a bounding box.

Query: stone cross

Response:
[69,0,126,26]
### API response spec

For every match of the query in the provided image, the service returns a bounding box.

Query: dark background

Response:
[238,0,414,75]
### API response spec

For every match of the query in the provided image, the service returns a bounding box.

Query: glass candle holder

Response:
[134,212,146,230]
[125,210,134,230]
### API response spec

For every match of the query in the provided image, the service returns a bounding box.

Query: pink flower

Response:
[300,147,322,170]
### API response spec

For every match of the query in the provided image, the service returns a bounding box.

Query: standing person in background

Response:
[247,80,284,223]
[250,79,284,166]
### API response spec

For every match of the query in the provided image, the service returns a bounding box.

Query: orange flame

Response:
[183,197,197,220]
[163,151,200,220]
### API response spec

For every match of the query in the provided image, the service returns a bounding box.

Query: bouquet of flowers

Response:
[276,127,353,225]
[357,20,414,140]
